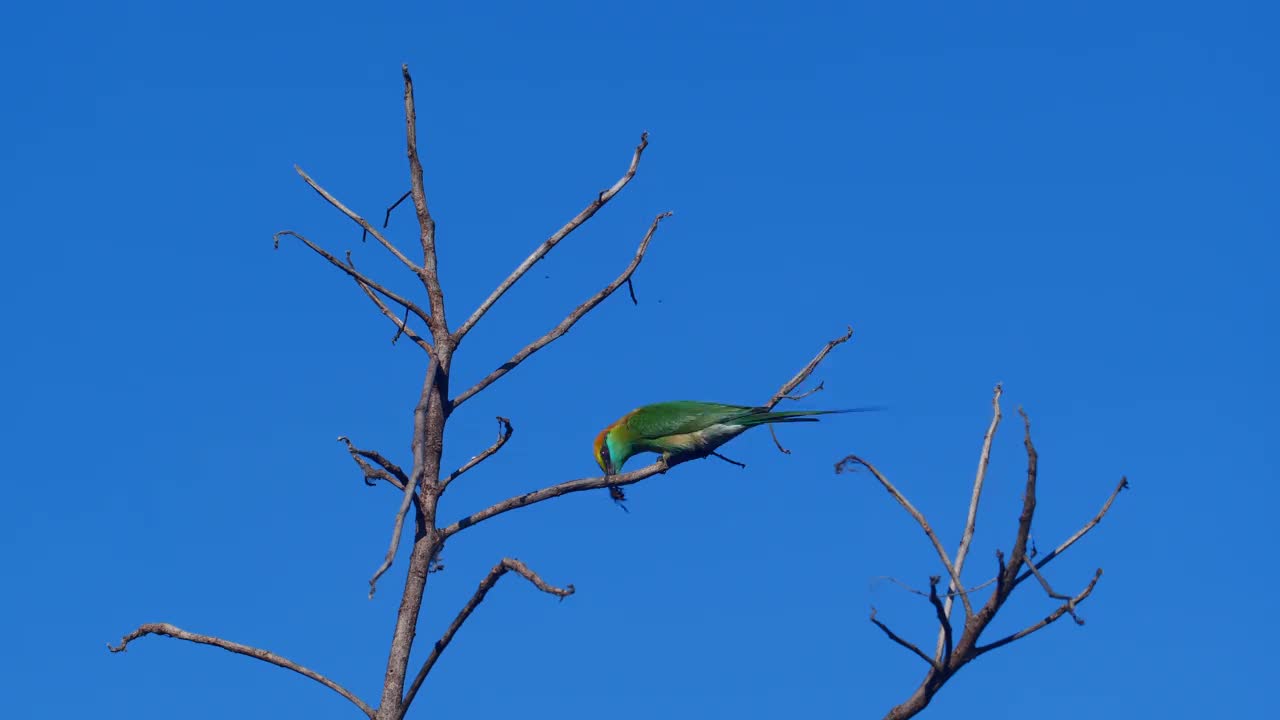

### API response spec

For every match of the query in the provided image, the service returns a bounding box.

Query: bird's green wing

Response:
[623,401,758,439]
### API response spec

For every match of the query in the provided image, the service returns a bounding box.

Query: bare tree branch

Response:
[1004,408,1039,586]
[339,436,409,490]
[870,608,939,670]
[451,211,673,407]
[108,622,374,718]
[369,357,438,600]
[767,424,792,454]
[974,569,1103,656]
[444,326,854,536]
[441,416,514,490]
[452,132,650,344]
[935,383,1002,659]
[401,64,448,335]
[1015,476,1129,587]
[293,167,425,279]
[765,327,852,409]
[1023,557,1086,625]
[273,231,432,328]
[835,455,972,618]
[346,253,435,355]
[399,558,573,717]
[927,577,952,665]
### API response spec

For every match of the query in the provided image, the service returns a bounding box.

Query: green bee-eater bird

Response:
[593,400,869,475]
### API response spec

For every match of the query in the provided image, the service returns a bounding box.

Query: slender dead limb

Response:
[452,212,673,407]
[401,64,448,334]
[710,451,746,468]
[339,436,409,490]
[441,416,514,490]
[399,558,573,717]
[1015,476,1129,586]
[294,167,425,279]
[273,231,432,328]
[935,384,1002,659]
[835,455,972,618]
[452,132,650,344]
[870,608,939,670]
[765,327,852,409]
[108,623,374,718]
[1023,557,1085,625]
[974,569,1103,656]
[345,253,435,355]
[1004,408,1039,586]
[444,328,852,537]
[369,357,437,600]
[384,190,412,228]
[780,380,825,402]
[768,424,792,454]
[927,577,953,665]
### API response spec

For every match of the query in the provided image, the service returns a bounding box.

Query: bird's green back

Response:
[620,401,762,439]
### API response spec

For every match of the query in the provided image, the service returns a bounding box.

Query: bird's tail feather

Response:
[738,406,883,426]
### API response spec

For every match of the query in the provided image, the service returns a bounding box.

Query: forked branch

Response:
[339,436,409,490]
[294,166,425,279]
[444,327,856,537]
[852,394,1125,720]
[108,623,374,718]
[452,211,673,407]
[399,558,573,717]
[453,132,650,343]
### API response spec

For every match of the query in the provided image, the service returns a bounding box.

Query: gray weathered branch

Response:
[441,416,514,490]
[108,622,374,718]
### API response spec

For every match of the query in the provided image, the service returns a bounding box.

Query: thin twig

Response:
[108,623,374,718]
[768,424,792,454]
[1023,557,1085,625]
[974,569,1103,656]
[338,436,409,490]
[344,253,435,355]
[369,357,438,599]
[384,190,412,228]
[401,64,448,334]
[399,558,573,716]
[927,577,953,664]
[765,327,853,409]
[936,383,1002,659]
[452,132,650,343]
[441,417,514,490]
[1005,408,1039,585]
[780,380,825,402]
[273,231,432,328]
[452,212,673,407]
[625,276,639,304]
[1015,477,1129,586]
[710,451,746,468]
[444,327,853,536]
[836,455,973,618]
[293,167,425,278]
[870,608,939,670]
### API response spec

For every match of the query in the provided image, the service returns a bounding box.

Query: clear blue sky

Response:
[1,1,1275,717]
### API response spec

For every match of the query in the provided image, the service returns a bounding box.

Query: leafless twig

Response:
[835,455,972,618]
[1014,476,1129,586]
[399,558,573,717]
[369,357,437,599]
[444,327,855,537]
[451,211,673,407]
[400,65,448,334]
[766,327,852,409]
[339,436,409,490]
[441,416,514,490]
[345,252,434,355]
[870,608,938,670]
[108,623,374,718]
[273,231,432,330]
[768,424,792,454]
[294,167,425,279]
[935,384,1002,658]
[855,395,1125,720]
[452,132,650,344]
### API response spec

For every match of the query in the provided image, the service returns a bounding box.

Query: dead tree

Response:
[837,384,1127,720]
[107,65,854,720]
